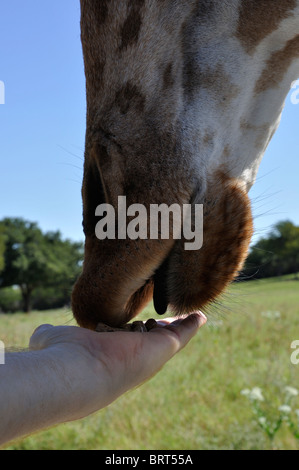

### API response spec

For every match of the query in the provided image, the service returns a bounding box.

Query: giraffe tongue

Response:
[153,257,169,315]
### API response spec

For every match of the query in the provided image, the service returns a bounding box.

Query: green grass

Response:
[1,276,299,450]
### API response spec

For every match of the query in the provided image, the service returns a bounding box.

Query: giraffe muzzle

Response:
[72,174,253,329]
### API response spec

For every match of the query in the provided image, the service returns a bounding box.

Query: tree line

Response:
[241,220,299,280]
[0,218,83,313]
[0,217,298,314]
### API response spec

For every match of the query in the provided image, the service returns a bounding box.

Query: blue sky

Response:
[0,1,298,245]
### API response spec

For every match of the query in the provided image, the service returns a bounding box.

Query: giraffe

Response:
[72,0,299,330]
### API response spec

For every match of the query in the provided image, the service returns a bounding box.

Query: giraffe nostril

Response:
[82,157,107,237]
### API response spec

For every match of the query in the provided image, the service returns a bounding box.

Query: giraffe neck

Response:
[81,0,299,195]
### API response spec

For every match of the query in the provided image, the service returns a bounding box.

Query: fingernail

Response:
[156,320,169,326]
[33,324,53,335]
[185,311,207,328]
[196,311,207,323]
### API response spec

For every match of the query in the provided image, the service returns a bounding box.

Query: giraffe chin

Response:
[72,177,253,331]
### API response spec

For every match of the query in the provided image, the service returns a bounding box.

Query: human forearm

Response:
[0,347,95,446]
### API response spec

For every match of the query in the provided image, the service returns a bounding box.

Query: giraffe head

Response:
[72,0,299,329]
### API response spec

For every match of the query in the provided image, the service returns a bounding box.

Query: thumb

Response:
[29,324,54,350]
[149,311,207,356]
[127,312,207,386]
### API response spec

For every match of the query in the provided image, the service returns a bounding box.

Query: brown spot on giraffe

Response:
[120,0,145,50]
[163,63,175,89]
[80,0,109,26]
[255,35,299,93]
[202,131,215,147]
[236,0,297,53]
[183,62,240,106]
[222,145,231,159]
[240,119,273,149]
[199,65,240,106]
[115,82,146,115]
[93,0,109,25]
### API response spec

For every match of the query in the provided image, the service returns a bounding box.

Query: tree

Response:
[242,220,299,280]
[0,218,83,312]
[0,222,6,273]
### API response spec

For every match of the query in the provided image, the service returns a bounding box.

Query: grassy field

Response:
[1,276,299,450]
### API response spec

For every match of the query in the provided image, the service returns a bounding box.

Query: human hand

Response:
[29,313,207,422]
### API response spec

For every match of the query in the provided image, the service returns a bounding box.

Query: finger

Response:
[156,311,206,326]
[130,312,207,385]
[29,324,54,350]
[150,312,207,353]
